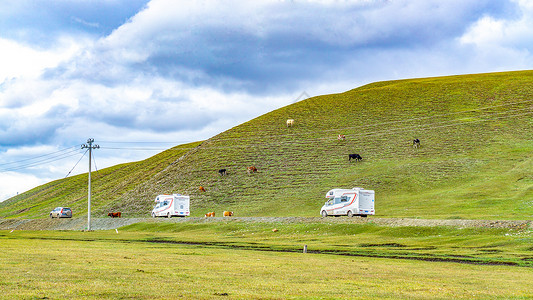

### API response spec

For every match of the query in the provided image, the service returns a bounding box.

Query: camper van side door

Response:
[331,197,342,215]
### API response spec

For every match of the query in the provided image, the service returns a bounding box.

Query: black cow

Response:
[413,138,421,148]
[218,168,227,176]
[348,154,362,161]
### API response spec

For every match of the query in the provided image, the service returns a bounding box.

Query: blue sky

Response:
[1,0,532,200]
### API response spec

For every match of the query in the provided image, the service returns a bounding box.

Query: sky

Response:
[0,0,532,201]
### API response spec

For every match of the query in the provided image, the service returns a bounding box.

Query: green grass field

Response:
[1,70,532,220]
[1,222,532,299]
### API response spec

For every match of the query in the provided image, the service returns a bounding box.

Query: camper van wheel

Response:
[347,211,353,217]
[167,212,172,218]
[321,210,327,218]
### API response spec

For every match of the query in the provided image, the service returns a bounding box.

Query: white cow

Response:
[286,119,295,127]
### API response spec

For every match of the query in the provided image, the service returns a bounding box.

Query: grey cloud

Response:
[52,0,518,95]
[0,117,62,147]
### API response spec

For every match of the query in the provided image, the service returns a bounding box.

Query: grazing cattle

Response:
[247,166,258,174]
[286,119,295,127]
[413,138,421,148]
[338,134,346,141]
[205,212,215,217]
[223,211,233,217]
[218,168,227,176]
[108,212,121,218]
[348,153,363,161]
[199,186,206,192]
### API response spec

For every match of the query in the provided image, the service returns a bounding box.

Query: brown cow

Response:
[223,211,233,217]
[247,166,258,174]
[108,212,121,218]
[199,186,206,192]
[204,212,215,217]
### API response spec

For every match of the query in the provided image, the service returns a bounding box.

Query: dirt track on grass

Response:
[0,216,530,231]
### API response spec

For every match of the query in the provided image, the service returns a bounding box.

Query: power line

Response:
[0,146,80,167]
[98,141,193,144]
[0,149,84,172]
[65,149,88,178]
[99,146,171,151]
[91,148,98,173]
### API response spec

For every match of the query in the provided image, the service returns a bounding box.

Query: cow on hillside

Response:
[413,138,421,148]
[108,212,121,218]
[348,154,363,161]
[286,119,295,127]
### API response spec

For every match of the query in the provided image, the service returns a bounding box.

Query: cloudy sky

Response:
[1,0,532,200]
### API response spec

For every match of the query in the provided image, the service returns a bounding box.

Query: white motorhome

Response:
[151,194,190,218]
[320,188,375,217]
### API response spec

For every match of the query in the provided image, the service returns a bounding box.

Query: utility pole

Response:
[81,138,99,231]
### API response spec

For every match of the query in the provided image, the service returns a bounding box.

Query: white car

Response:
[50,207,72,218]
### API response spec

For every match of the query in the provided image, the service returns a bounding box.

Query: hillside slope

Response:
[2,71,532,219]
[0,142,202,219]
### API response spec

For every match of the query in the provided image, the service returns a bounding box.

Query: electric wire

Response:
[0,146,80,167]
[0,148,85,172]
[91,149,98,173]
[65,149,88,178]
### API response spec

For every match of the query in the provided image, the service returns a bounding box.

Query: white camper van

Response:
[151,194,190,218]
[320,188,375,217]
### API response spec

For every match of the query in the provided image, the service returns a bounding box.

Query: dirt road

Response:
[0,216,530,231]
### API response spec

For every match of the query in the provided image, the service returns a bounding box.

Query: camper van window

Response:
[180,205,184,209]
[334,197,341,204]
[341,196,348,202]
[327,200,333,206]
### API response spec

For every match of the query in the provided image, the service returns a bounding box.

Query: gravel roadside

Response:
[0,217,531,231]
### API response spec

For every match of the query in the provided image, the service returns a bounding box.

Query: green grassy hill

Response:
[0,142,201,219]
[1,71,532,219]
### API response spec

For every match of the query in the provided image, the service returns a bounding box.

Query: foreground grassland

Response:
[1,222,532,299]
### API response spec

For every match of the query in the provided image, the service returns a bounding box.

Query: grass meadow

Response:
[1,221,532,299]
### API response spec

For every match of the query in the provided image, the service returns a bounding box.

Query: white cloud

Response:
[0,172,52,201]
[460,0,533,47]
[457,0,533,71]
[0,37,85,83]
